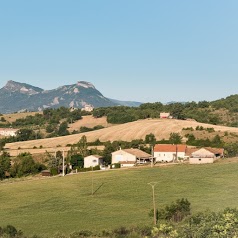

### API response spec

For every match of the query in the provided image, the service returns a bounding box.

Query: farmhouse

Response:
[111,148,152,167]
[154,144,187,162]
[188,147,224,164]
[84,155,104,168]
[160,112,171,119]
[82,104,94,112]
[0,128,18,137]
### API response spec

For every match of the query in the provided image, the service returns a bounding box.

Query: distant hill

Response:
[0,80,140,113]
[109,98,142,107]
[6,118,238,152]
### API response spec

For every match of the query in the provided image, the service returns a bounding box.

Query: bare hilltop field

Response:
[3,111,42,123]
[68,115,112,132]
[5,118,238,155]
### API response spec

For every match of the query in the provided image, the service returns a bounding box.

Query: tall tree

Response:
[169,133,182,144]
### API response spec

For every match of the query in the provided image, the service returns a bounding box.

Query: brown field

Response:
[68,115,112,132]
[5,145,105,157]
[5,119,238,152]
[3,111,42,123]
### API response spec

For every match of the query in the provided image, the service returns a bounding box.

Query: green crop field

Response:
[1,162,238,236]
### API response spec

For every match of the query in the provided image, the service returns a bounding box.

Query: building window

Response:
[93,160,97,163]
[199,159,201,161]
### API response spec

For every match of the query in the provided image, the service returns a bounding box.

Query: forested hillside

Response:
[93,95,238,126]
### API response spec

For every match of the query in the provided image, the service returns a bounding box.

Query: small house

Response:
[189,147,224,164]
[160,112,171,119]
[111,148,152,167]
[41,170,51,177]
[84,155,103,168]
[81,104,94,112]
[154,144,187,162]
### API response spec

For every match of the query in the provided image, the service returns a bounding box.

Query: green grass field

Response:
[1,162,238,236]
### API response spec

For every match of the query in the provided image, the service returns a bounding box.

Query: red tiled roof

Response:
[154,144,187,153]
[185,147,199,157]
[205,147,224,155]
[185,147,224,156]
[122,149,151,158]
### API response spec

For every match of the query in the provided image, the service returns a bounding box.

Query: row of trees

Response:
[0,152,46,180]
[12,107,84,127]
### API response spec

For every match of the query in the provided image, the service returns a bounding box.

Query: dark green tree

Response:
[169,133,182,144]
[58,121,69,136]
[10,153,45,178]
[145,133,156,146]
[157,198,191,222]
[70,154,84,169]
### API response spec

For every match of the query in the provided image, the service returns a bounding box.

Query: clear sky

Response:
[0,0,238,103]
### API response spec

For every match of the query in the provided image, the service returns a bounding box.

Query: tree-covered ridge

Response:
[211,94,238,112]
[93,97,238,126]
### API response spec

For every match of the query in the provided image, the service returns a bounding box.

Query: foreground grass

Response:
[1,161,238,236]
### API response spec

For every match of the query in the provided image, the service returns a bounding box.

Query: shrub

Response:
[50,168,59,176]
[157,198,191,222]
[10,153,46,178]
[182,127,194,131]
[206,127,215,133]
[111,163,121,169]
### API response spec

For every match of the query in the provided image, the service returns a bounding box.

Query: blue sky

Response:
[0,0,238,103]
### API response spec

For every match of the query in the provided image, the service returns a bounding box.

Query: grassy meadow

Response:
[1,162,238,236]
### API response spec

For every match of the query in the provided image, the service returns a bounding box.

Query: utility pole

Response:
[151,146,154,168]
[91,166,94,196]
[62,150,65,176]
[148,182,158,225]
[175,144,178,162]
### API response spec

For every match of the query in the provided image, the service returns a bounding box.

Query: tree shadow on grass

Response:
[93,182,104,195]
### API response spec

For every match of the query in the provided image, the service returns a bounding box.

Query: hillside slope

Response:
[1,163,238,235]
[6,119,238,150]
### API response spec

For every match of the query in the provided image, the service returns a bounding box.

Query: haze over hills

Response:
[0,80,141,113]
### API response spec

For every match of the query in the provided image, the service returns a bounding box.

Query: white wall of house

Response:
[189,148,216,164]
[160,112,170,118]
[189,157,215,164]
[111,150,136,164]
[120,163,135,168]
[154,152,185,162]
[84,155,103,168]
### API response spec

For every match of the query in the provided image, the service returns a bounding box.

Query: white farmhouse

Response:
[84,155,104,168]
[154,144,187,162]
[111,148,152,167]
[160,112,171,119]
[189,147,224,164]
[81,104,94,112]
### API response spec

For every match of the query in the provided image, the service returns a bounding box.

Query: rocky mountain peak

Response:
[4,80,21,91]
[77,81,95,89]
[3,80,43,95]
[0,80,141,113]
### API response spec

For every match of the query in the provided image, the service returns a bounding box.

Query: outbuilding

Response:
[189,147,224,164]
[41,170,51,177]
[111,148,152,167]
[84,155,104,168]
